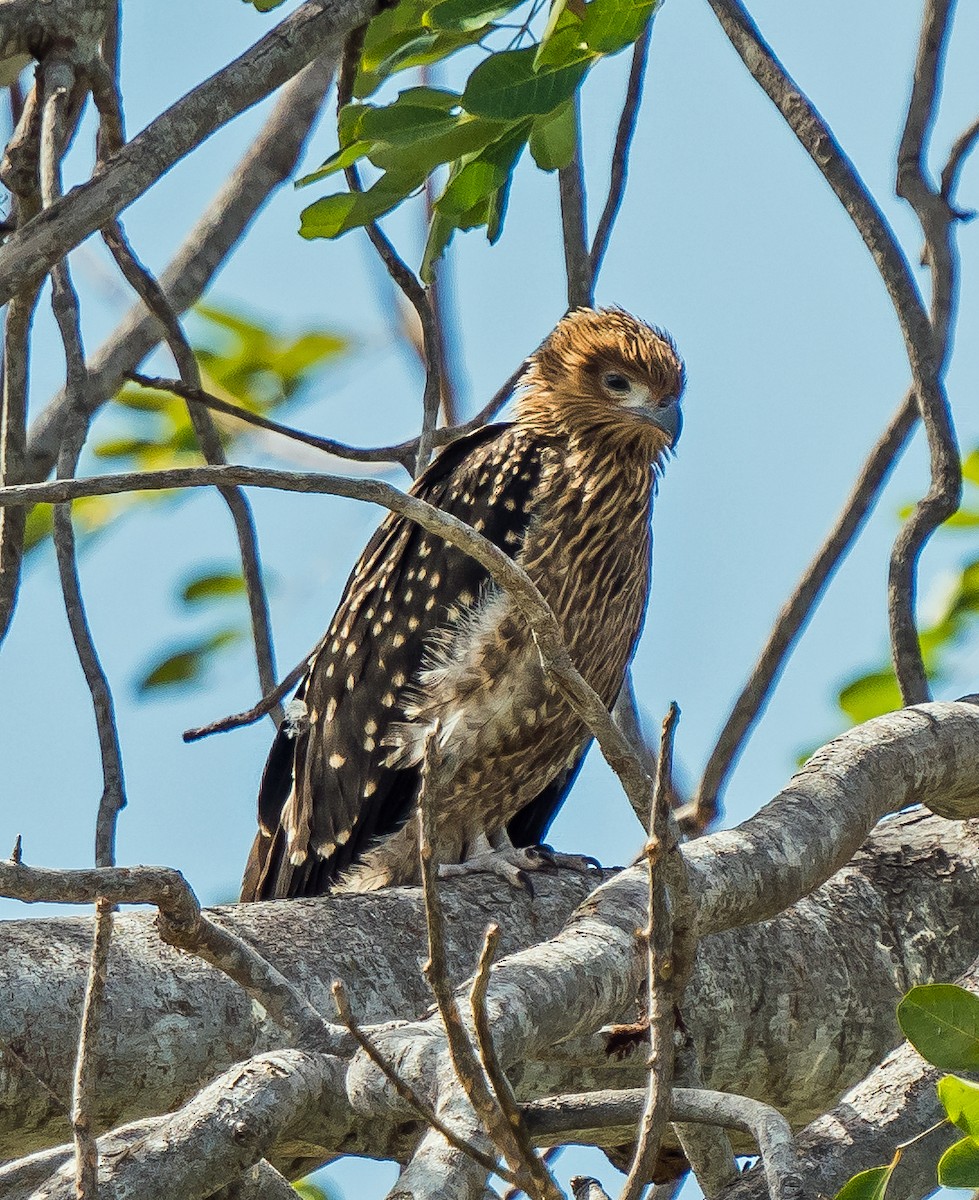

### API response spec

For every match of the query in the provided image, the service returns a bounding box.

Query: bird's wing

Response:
[241,422,548,900]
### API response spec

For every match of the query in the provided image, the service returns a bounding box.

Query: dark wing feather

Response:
[241,423,548,900]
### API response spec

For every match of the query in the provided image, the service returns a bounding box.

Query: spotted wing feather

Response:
[241,423,549,900]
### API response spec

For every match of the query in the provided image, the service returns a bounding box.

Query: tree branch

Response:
[689,391,918,829]
[0,0,378,307]
[704,0,960,704]
[0,858,348,1053]
[558,96,593,310]
[1,808,977,1173]
[25,55,339,483]
[589,22,651,282]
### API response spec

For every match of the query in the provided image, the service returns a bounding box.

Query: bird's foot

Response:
[437,843,601,895]
[532,842,602,875]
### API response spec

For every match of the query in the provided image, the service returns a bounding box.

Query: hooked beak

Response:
[636,398,682,448]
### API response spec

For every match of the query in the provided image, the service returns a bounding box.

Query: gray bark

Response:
[1,701,978,1196]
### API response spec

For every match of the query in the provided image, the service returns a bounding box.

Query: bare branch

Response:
[332,979,516,1183]
[99,218,280,715]
[183,653,311,742]
[0,859,348,1053]
[0,0,378,307]
[620,705,679,1200]
[337,34,443,476]
[416,732,541,1195]
[32,1049,345,1200]
[526,1088,801,1200]
[704,0,960,704]
[26,56,339,482]
[0,286,40,643]
[690,392,918,829]
[470,926,564,1200]
[940,114,979,208]
[41,55,128,871]
[886,0,964,702]
[559,97,593,309]
[71,899,113,1199]
[126,372,417,472]
[590,22,652,282]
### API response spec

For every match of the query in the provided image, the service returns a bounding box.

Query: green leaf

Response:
[181,571,247,607]
[837,669,902,724]
[359,103,461,143]
[356,28,485,98]
[962,447,979,487]
[529,99,576,170]
[462,46,592,120]
[137,630,242,694]
[369,115,506,174]
[245,0,287,9]
[424,0,522,31]
[420,211,459,283]
[299,168,424,240]
[392,85,463,109]
[298,191,365,239]
[898,984,979,1070]
[834,1164,895,1200]
[580,0,658,54]
[938,1136,979,1188]
[437,120,529,216]
[938,1075,979,1137]
[292,1180,334,1200]
[296,141,374,188]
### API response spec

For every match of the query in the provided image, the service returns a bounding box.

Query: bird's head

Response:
[515,307,685,459]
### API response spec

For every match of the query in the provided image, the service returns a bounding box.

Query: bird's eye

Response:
[602,372,631,394]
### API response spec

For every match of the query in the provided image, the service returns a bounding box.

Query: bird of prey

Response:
[241,307,684,900]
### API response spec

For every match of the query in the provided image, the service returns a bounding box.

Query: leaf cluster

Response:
[836,984,979,1199]
[296,0,659,278]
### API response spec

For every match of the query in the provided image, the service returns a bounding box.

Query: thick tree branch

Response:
[1,808,977,1176]
[0,859,347,1053]
[715,956,979,1200]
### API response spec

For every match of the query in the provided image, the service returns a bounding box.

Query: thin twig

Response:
[558,95,593,309]
[888,0,963,701]
[72,898,114,1198]
[331,979,519,1185]
[0,857,348,1053]
[41,56,122,1200]
[416,729,542,1195]
[619,704,678,1200]
[100,219,281,720]
[0,285,40,644]
[337,32,442,476]
[689,393,918,829]
[940,114,979,209]
[590,21,652,281]
[183,654,310,742]
[470,926,564,1200]
[705,0,960,705]
[125,372,417,472]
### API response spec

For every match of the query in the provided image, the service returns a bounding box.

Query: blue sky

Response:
[2,0,977,1195]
